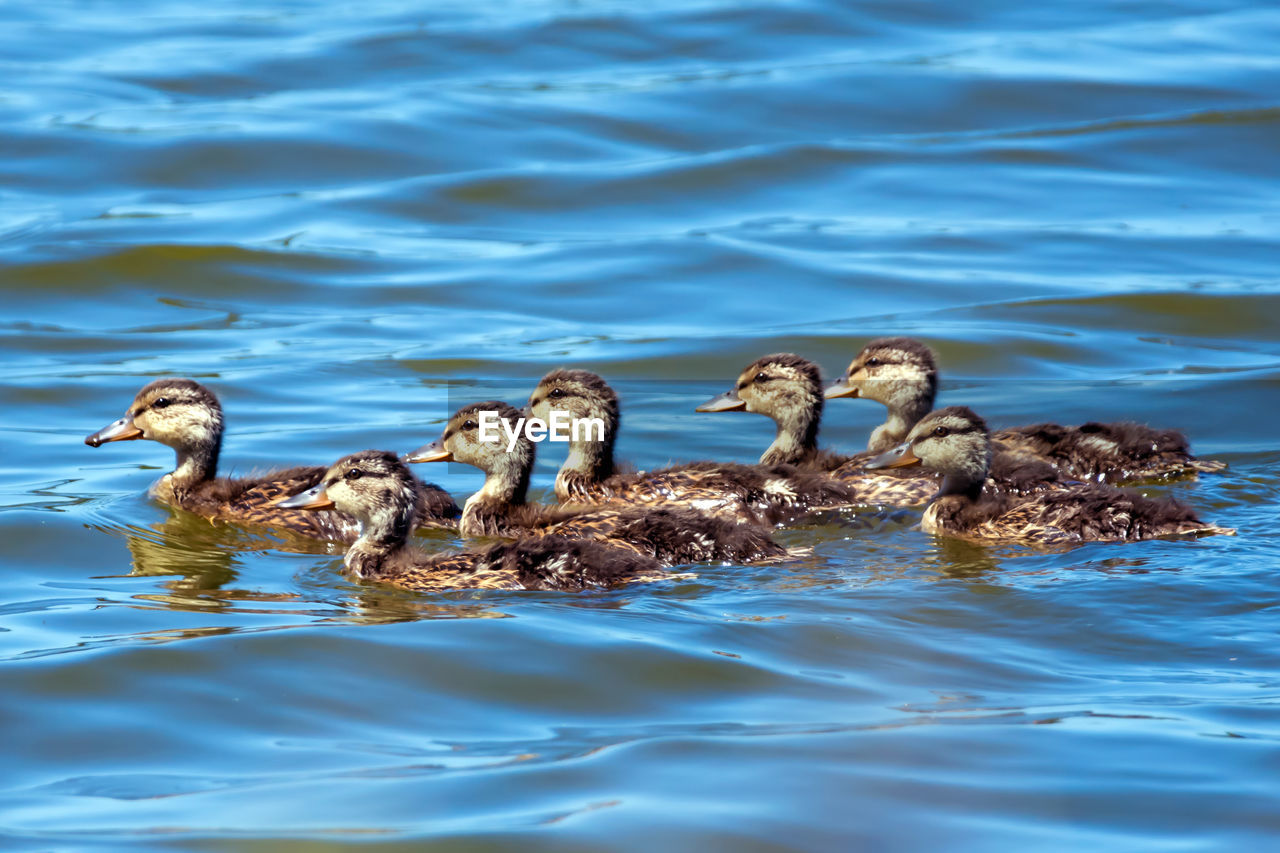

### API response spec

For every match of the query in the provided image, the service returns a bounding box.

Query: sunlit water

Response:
[2,0,1278,848]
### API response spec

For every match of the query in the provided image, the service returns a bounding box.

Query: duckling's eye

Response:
[153,398,171,409]
[932,426,949,438]
[462,419,477,431]
[865,357,881,367]
[345,469,363,481]
[754,372,768,383]
[549,388,564,399]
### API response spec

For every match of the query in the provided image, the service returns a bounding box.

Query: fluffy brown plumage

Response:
[826,337,1225,482]
[85,378,460,541]
[278,450,664,591]
[865,406,1234,544]
[405,401,791,565]
[525,369,863,523]
[996,420,1224,483]
[700,353,1068,505]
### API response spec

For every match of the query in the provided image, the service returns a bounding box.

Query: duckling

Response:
[85,378,460,541]
[278,450,664,591]
[826,337,1226,483]
[865,406,1234,544]
[524,369,859,523]
[823,338,938,454]
[696,353,939,506]
[697,353,849,469]
[697,353,1063,501]
[404,401,790,565]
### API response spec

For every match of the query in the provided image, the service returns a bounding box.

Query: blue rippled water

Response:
[2,0,1278,849]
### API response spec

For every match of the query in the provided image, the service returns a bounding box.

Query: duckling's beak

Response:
[824,376,858,399]
[404,438,452,464]
[85,414,144,447]
[695,388,746,413]
[864,441,920,470]
[276,483,335,510]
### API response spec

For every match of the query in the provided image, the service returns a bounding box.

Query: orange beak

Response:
[275,483,335,511]
[404,438,452,463]
[823,375,859,399]
[85,415,144,447]
[864,441,921,470]
[695,388,746,413]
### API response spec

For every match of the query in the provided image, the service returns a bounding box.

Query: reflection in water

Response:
[924,537,1005,579]
[345,588,513,624]
[100,506,337,587]
[90,509,510,624]
[117,514,330,613]
[89,505,334,573]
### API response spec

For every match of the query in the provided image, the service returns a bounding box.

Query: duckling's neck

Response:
[345,500,415,579]
[932,447,990,504]
[461,450,532,535]
[871,393,934,453]
[760,402,821,466]
[166,436,221,496]
[935,473,985,503]
[558,416,617,485]
[479,452,532,506]
[346,541,399,579]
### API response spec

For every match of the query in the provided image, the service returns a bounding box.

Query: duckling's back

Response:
[997,421,1225,483]
[190,467,459,542]
[376,536,665,592]
[925,484,1234,544]
[560,460,861,524]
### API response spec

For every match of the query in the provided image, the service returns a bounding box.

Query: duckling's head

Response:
[278,450,419,550]
[280,450,413,515]
[526,369,619,433]
[86,378,224,456]
[404,401,534,477]
[825,337,937,410]
[696,353,825,465]
[697,353,824,422]
[866,406,990,486]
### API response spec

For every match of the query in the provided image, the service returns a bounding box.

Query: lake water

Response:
[2,1,1278,849]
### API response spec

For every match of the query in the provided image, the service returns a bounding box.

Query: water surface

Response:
[2,0,1278,849]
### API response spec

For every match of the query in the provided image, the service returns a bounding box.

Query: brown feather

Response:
[998,421,1226,483]
[716,353,1064,507]
[526,370,864,522]
[925,484,1234,544]
[424,401,793,563]
[892,407,1234,545]
[289,450,665,592]
[833,338,1225,482]
[555,460,864,524]
[357,536,666,593]
[90,378,460,541]
[464,498,789,565]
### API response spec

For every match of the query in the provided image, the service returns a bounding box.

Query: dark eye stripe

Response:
[148,396,194,410]
[923,423,977,436]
